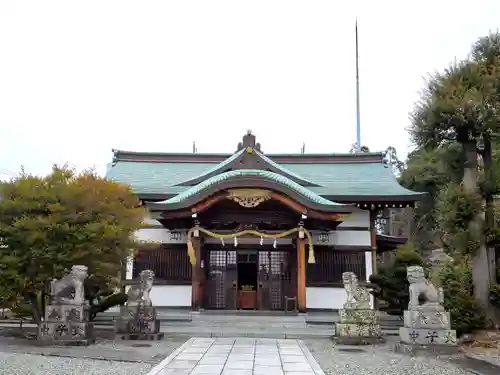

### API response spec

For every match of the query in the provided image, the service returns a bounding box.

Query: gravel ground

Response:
[0,352,153,375]
[303,339,476,375]
[0,336,492,375]
[0,335,186,362]
[0,336,187,375]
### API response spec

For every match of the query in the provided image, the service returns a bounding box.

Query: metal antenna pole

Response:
[355,18,361,150]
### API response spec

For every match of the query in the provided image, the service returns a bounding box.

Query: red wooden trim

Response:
[297,238,306,312]
[268,192,346,221]
[191,193,227,213]
[161,190,348,221]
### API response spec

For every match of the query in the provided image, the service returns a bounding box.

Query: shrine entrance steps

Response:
[94,309,403,339]
[0,309,403,340]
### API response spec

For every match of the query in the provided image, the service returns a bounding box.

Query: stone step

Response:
[95,309,192,322]
[159,325,399,338]
[306,321,404,330]
[0,321,400,339]
[192,315,306,323]
[305,316,404,326]
[193,310,301,317]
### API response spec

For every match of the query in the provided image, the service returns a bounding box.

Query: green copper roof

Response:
[173,148,245,186]
[172,147,317,186]
[106,157,421,200]
[253,149,316,185]
[159,169,340,206]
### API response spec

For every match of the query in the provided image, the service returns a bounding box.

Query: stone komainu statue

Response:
[406,265,444,311]
[342,271,370,309]
[50,265,88,305]
[126,269,154,307]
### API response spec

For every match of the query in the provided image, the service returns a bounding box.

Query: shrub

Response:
[489,284,500,310]
[440,258,485,336]
[370,243,425,316]
[84,275,127,321]
[88,293,128,321]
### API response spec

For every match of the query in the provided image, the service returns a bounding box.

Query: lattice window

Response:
[306,248,366,286]
[133,246,192,283]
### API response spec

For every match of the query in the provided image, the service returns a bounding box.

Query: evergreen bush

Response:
[440,258,485,336]
[88,293,128,321]
[369,244,425,316]
[490,284,500,310]
[84,275,127,321]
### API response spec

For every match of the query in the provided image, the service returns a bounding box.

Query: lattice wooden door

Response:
[258,250,295,310]
[205,250,237,309]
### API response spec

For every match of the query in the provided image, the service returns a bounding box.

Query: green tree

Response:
[0,165,145,324]
[409,33,500,313]
[399,144,464,250]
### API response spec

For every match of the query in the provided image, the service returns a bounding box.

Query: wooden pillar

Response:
[369,210,378,309]
[369,210,378,275]
[297,237,307,312]
[191,237,203,310]
[199,239,205,309]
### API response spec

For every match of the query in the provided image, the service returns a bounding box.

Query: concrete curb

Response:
[146,338,195,375]
[297,339,325,375]
[461,353,500,375]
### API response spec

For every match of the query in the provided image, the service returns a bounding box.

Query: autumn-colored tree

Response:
[0,165,145,323]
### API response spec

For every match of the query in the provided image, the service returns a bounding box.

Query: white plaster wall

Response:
[364,251,373,282]
[306,287,346,310]
[126,256,133,280]
[204,237,292,245]
[365,251,374,307]
[306,286,374,310]
[135,228,170,243]
[332,231,371,247]
[306,252,374,310]
[124,285,192,307]
[337,209,370,228]
[136,226,372,247]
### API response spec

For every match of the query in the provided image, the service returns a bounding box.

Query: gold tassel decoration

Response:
[308,243,316,264]
[185,225,316,265]
[304,229,315,264]
[187,238,196,265]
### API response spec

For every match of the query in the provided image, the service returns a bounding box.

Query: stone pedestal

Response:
[335,308,383,345]
[38,304,95,346]
[397,308,457,353]
[115,306,164,340]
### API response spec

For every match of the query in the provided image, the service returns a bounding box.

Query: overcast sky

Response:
[1,1,499,179]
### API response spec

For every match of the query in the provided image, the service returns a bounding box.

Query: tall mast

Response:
[355,18,361,149]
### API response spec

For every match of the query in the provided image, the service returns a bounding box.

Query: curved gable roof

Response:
[173,147,319,187]
[148,169,351,212]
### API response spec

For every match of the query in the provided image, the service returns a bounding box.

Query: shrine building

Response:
[106,131,422,312]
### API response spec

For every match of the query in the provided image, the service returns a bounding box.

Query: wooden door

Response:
[258,251,271,310]
[205,250,237,309]
[258,250,296,310]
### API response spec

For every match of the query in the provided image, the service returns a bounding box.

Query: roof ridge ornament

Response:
[237,130,261,152]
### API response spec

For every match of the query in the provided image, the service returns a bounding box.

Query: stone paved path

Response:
[148,337,324,375]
